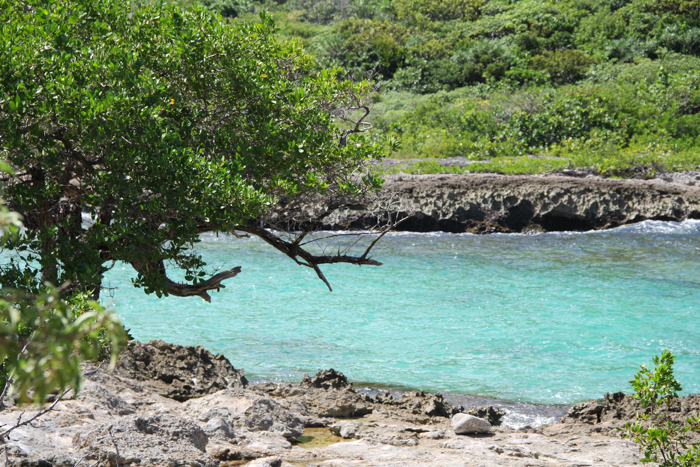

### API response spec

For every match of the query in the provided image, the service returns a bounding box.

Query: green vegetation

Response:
[0,0,387,401]
[1,0,386,303]
[0,164,126,404]
[623,351,700,466]
[237,0,700,175]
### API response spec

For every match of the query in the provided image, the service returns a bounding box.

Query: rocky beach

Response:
[5,173,700,466]
[1,340,680,467]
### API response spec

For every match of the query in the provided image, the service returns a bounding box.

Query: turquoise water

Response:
[103,220,700,406]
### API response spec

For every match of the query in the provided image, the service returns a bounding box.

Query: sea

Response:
[102,219,700,427]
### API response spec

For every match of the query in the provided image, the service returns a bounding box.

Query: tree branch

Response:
[0,387,71,441]
[130,260,241,303]
[236,223,384,292]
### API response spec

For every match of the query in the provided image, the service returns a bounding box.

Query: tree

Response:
[0,0,391,303]
[0,163,126,406]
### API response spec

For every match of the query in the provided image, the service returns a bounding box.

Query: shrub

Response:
[622,350,700,466]
[530,49,599,84]
[395,0,485,23]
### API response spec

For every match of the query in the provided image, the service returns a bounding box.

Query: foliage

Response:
[0,287,126,404]
[0,0,386,302]
[365,62,700,174]
[530,50,599,85]
[621,351,700,466]
[284,0,396,24]
[199,0,255,17]
[142,0,255,18]
[0,166,126,404]
[249,0,700,171]
[394,0,485,23]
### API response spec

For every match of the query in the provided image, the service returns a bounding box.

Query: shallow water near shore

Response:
[103,220,700,422]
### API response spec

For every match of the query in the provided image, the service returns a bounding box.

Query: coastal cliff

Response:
[321,173,700,233]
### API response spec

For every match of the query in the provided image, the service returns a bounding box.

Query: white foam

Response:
[607,219,700,235]
[501,410,562,429]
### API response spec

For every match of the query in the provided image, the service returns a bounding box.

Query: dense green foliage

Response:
[0,165,125,403]
[243,0,700,174]
[0,0,385,302]
[0,287,126,403]
[623,351,700,466]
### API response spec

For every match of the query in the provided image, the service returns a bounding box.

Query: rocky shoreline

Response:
[6,340,699,466]
[320,172,700,233]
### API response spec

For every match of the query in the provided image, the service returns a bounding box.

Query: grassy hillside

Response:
[185,0,700,175]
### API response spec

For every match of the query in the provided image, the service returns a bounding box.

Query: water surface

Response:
[103,220,700,408]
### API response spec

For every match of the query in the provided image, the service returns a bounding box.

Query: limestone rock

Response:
[565,398,606,424]
[451,413,492,434]
[419,430,446,439]
[202,417,235,439]
[317,173,700,233]
[462,405,506,426]
[115,340,247,401]
[242,432,293,455]
[73,414,216,467]
[184,389,305,439]
[74,380,136,416]
[298,389,374,418]
[374,391,461,423]
[300,369,351,390]
[244,397,305,439]
[329,421,363,439]
[565,391,700,426]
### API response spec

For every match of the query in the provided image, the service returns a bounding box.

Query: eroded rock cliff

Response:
[321,174,700,233]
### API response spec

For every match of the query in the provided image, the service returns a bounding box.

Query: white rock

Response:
[451,413,491,434]
[329,421,363,439]
[419,430,446,439]
[202,417,234,439]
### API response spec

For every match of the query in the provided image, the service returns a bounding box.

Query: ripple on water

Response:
[104,220,700,406]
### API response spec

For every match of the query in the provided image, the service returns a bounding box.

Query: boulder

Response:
[184,389,305,439]
[329,421,363,439]
[244,397,305,439]
[241,432,293,456]
[73,414,216,467]
[374,391,461,423]
[74,380,136,416]
[202,417,235,439]
[565,399,606,424]
[300,369,352,390]
[115,340,247,401]
[462,405,506,426]
[451,413,492,434]
[295,389,373,418]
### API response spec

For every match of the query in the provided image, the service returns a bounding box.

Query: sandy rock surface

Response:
[319,173,700,233]
[0,340,654,466]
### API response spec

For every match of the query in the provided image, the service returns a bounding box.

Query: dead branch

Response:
[83,362,104,378]
[109,427,120,467]
[0,340,32,410]
[327,70,378,147]
[236,222,386,292]
[0,387,71,441]
[130,260,241,303]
